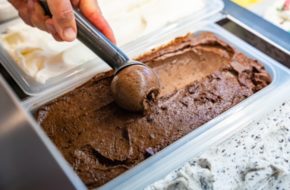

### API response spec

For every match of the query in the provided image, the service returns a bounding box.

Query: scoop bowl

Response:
[111,64,160,112]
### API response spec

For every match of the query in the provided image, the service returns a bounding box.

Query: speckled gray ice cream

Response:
[146,101,290,190]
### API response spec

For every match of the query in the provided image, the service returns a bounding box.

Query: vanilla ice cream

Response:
[0,0,205,84]
[99,0,205,45]
[146,100,290,190]
[0,0,17,22]
[0,21,96,83]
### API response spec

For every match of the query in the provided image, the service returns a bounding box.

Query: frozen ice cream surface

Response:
[35,32,271,188]
[146,101,290,190]
[0,0,17,22]
[0,21,96,83]
[0,0,205,83]
[99,0,205,45]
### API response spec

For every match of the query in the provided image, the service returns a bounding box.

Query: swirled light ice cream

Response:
[1,0,205,84]
[147,101,290,190]
[0,21,96,83]
[99,0,205,45]
[265,0,290,32]
[233,0,290,32]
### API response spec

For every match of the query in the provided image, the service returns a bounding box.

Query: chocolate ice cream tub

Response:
[22,1,290,189]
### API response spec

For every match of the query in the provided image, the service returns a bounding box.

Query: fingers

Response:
[45,19,62,41]
[9,0,115,43]
[79,0,116,43]
[9,0,62,41]
[9,0,32,26]
[28,0,49,31]
[71,0,80,7]
[47,0,77,41]
[10,0,47,31]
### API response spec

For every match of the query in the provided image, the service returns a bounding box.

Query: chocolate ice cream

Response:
[35,32,271,188]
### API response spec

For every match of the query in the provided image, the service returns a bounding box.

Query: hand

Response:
[9,0,116,43]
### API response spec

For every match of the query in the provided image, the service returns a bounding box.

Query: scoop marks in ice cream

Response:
[35,33,271,188]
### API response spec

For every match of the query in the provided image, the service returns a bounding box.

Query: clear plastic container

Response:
[21,0,290,189]
[0,19,110,95]
[0,0,223,96]
[23,20,290,189]
[99,23,290,190]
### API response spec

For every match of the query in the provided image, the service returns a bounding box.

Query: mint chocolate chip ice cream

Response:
[147,101,290,190]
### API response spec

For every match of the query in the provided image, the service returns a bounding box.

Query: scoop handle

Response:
[39,0,129,70]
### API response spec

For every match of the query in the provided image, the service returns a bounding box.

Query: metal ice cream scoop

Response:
[39,0,160,112]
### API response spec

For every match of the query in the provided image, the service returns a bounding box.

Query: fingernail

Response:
[63,28,76,41]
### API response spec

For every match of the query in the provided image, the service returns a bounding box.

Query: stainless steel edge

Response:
[0,75,86,190]
[223,0,290,54]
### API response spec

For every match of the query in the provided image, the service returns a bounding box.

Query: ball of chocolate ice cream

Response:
[111,64,160,112]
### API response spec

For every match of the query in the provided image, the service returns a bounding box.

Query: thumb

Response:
[47,0,77,41]
[79,0,116,43]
